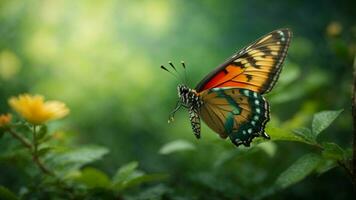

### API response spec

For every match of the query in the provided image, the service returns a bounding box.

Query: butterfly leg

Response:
[168,100,183,123]
[262,132,270,139]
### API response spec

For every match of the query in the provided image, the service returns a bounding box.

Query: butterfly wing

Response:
[199,87,270,146]
[195,29,292,94]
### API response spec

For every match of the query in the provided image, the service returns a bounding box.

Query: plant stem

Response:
[7,127,54,175]
[33,125,37,153]
[352,54,356,188]
[7,127,76,197]
[7,128,32,149]
[32,125,54,176]
[310,142,354,179]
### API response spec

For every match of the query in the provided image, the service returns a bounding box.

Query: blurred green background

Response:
[0,0,355,199]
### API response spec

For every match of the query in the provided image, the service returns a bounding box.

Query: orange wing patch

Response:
[195,29,292,94]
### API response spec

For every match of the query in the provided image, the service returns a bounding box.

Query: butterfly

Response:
[161,29,292,147]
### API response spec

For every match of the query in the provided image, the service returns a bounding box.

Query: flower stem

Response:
[7,127,75,197]
[33,125,37,153]
[7,128,32,149]
[7,127,53,175]
[32,124,54,176]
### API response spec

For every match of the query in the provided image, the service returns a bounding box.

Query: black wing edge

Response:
[195,28,293,93]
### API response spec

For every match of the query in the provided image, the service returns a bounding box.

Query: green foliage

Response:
[159,140,196,155]
[113,161,140,186]
[73,167,111,189]
[266,127,305,143]
[275,153,322,190]
[36,125,48,141]
[0,186,19,200]
[312,110,344,137]
[293,127,316,144]
[47,145,109,175]
[321,142,345,161]
[292,109,343,144]
[112,161,168,192]
[0,0,355,199]
[254,109,349,198]
[126,185,171,200]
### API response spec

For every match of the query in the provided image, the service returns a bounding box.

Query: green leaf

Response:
[13,122,31,133]
[275,153,322,190]
[36,125,47,141]
[315,159,337,175]
[112,161,139,185]
[74,167,111,189]
[112,161,168,191]
[116,173,168,191]
[213,150,238,168]
[312,109,343,136]
[257,142,277,157]
[47,145,109,174]
[292,127,316,144]
[266,127,306,143]
[0,186,19,200]
[128,184,171,200]
[37,146,53,157]
[159,140,195,155]
[321,142,345,160]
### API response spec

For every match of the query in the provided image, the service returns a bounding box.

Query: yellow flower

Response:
[8,94,69,125]
[0,113,12,127]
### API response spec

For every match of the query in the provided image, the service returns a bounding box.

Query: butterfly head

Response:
[177,84,189,97]
[177,84,202,108]
[161,61,203,126]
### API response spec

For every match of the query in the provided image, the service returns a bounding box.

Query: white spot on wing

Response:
[243,90,250,96]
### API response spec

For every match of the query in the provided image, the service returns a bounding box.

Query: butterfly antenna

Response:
[161,65,180,81]
[168,61,177,72]
[169,61,185,82]
[181,61,189,85]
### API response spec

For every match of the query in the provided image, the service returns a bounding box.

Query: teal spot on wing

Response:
[225,112,234,134]
[214,88,241,116]
[211,88,241,134]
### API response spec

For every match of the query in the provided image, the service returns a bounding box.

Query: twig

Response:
[6,127,76,197]
[32,125,54,176]
[309,142,354,179]
[7,127,54,176]
[338,160,353,182]
[352,54,356,189]
[7,128,32,149]
[32,152,54,176]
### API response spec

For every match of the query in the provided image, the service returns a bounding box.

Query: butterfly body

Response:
[176,84,203,138]
[166,29,292,147]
